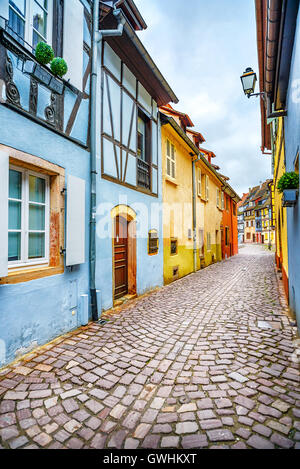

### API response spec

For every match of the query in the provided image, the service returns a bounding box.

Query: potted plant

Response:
[277,171,299,207]
[50,57,68,78]
[35,42,54,65]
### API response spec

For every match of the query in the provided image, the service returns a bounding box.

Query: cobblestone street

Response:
[0,244,299,450]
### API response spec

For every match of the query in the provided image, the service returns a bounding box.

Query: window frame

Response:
[8,164,50,270]
[8,0,53,50]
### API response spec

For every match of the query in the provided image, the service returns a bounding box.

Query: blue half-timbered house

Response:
[0,0,92,366]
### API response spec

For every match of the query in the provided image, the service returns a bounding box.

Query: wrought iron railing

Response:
[137,158,151,190]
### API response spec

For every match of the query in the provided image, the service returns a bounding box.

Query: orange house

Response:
[221,186,239,259]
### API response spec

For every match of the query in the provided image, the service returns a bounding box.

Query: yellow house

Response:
[194,154,223,266]
[272,117,289,299]
[160,105,225,284]
[160,108,203,284]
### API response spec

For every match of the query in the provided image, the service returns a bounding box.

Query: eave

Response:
[160,112,239,196]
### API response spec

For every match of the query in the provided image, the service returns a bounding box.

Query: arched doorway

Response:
[111,206,136,301]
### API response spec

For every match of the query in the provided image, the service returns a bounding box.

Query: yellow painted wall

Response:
[162,125,196,284]
[161,124,223,285]
[195,160,223,267]
[273,117,288,275]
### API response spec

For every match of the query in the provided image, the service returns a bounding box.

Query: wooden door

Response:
[114,216,128,299]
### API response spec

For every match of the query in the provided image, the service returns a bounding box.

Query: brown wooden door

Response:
[114,216,128,299]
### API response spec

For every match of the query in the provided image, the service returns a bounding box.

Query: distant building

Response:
[238,181,275,245]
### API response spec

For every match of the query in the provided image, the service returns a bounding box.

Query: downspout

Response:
[90,1,124,321]
[191,154,199,273]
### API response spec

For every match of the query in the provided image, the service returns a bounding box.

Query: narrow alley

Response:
[0,245,299,450]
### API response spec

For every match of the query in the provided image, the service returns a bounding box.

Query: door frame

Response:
[111,205,137,302]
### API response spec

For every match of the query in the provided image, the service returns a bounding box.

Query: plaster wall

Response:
[0,106,90,366]
[284,9,300,329]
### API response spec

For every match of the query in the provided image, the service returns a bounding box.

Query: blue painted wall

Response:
[95,119,164,312]
[0,106,90,366]
[284,6,300,332]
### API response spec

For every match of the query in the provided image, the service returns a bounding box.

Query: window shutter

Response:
[198,169,201,196]
[63,0,83,90]
[0,151,8,277]
[205,175,209,200]
[66,175,86,266]
[53,0,64,57]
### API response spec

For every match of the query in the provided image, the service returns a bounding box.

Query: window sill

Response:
[165,176,178,186]
[0,265,64,285]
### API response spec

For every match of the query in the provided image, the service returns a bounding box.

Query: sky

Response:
[134,0,272,196]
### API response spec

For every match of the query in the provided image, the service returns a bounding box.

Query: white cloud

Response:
[134,0,272,195]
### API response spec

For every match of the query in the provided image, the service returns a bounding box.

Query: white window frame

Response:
[8,165,50,269]
[9,0,53,49]
[166,139,176,179]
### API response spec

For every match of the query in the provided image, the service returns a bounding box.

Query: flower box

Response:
[282,189,298,207]
[23,60,64,94]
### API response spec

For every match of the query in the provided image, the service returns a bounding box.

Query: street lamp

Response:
[241,67,257,97]
[240,67,265,100]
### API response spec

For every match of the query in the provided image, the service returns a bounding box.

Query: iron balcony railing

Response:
[137,158,151,190]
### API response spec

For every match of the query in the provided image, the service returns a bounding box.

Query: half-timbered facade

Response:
[95,1,178,309]
[0,0,92,367]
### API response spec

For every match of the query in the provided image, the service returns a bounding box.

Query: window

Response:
[137,110,151,163]
[148,230,158,255]
[137,114,146,161]
[166,139,176,179]
[226,196,229,211]
[233,203,236,216]
[8,0,53,49]
[170,238,177,255]
[207,232,211,251]
[137,109,151,190]
[8,166,49,266]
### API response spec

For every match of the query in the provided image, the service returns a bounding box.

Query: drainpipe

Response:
[191,154,199,273]
[90,1,125,321]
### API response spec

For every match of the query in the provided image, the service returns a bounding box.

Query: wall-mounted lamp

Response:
[240,67,265,100]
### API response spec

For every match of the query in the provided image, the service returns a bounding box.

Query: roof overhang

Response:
[255,0,299,151]
[160,112,240,202]
[101,11,178,106]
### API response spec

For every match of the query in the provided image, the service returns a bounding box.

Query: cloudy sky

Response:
[134,0,272,196]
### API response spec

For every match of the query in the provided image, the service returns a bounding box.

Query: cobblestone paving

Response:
[0,244,299,450]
